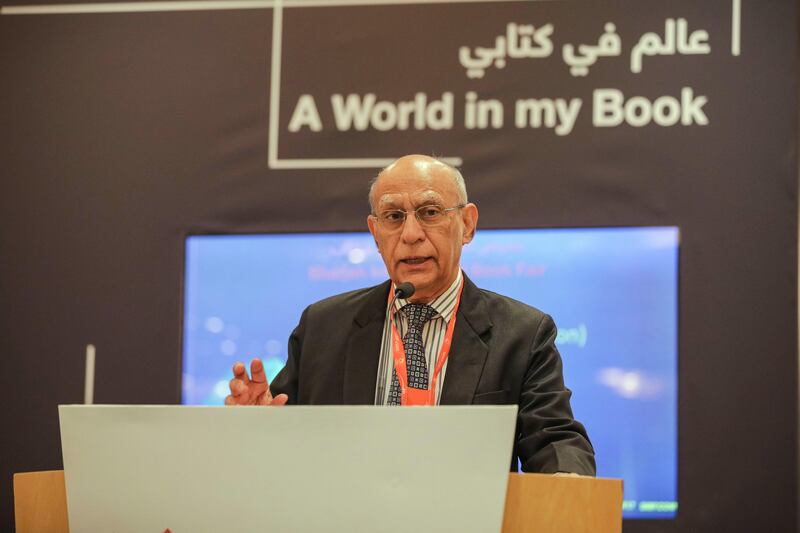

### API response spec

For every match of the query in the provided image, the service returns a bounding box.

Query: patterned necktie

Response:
[387,303,437,405]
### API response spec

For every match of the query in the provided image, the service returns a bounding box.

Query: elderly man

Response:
[226,154,595,475]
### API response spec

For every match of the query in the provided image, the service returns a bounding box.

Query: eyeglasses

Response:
[371,204,466,231]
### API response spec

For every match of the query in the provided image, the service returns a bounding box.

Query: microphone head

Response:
[395,282,415,299]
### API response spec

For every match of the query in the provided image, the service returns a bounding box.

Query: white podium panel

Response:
[60,405,517,533]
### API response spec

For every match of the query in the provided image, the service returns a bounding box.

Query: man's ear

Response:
[367,215,380,250]
[461,203,479,244]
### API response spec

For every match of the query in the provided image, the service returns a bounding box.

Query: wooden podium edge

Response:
[13,470,622,533]
[13,470,69,533]
[502,473,623,533]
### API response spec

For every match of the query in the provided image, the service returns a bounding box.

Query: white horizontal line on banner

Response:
[268,157,464,169]
[1,0,527,15]
[286,0,526,7]
[1,1,269,14]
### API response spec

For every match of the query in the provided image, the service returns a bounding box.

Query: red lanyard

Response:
[388,281,464,406]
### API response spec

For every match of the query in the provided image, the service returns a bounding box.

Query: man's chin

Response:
[398,277,446,303]
[393,272,433,297]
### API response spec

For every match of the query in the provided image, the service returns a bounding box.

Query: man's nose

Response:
[400,211,426,243]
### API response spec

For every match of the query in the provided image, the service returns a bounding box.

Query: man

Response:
[226,154,595,475]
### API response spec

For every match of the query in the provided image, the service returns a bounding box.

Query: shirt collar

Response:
[391,270,463,322]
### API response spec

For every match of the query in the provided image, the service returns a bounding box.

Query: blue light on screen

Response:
[182,227,678,519]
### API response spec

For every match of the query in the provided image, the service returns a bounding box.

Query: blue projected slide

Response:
[182,227,678,519]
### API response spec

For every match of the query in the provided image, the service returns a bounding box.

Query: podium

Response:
[14,470,622,532]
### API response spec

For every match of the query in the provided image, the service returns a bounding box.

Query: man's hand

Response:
[224,358,289,406]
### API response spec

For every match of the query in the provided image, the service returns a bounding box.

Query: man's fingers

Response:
[232,361,250,385]
[248,359,269,397]
[250,358,267,383]
[225,393,250,406]
[226,388,286,406]
[229,378,244,397]
[272,394,289,406]
[256,390,288,406]
[255,381,273,406]
[229,378,256,405]
[226,359,272,406]
[256,390,269,406]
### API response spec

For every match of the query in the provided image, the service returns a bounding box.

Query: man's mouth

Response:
[400,256,432,265]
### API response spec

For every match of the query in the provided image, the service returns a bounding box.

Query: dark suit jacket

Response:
[271,274,596,475]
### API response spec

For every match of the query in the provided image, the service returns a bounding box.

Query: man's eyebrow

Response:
[411,192,443,205]
[376,196,404,209]
[414,198,441,206]
[376,191,443,209]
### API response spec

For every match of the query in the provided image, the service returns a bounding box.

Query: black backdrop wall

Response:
[0,0,797,531]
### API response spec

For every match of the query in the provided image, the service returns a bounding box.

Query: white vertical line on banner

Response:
[84,344,96,405]
[797,99,800,533]
[267,0,283,168]
[731,0,741,56]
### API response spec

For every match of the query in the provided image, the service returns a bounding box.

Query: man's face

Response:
[367,156,478,303]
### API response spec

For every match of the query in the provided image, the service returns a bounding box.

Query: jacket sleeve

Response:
[517,313,596,475]
[269,307,308,405]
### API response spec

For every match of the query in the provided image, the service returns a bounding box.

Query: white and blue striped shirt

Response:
[374,270,464,405]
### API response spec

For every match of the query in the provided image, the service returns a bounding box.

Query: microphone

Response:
[394,282,415,300]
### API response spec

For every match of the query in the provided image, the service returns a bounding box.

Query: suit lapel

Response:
[441,275,493,405]
[342,280,391,404]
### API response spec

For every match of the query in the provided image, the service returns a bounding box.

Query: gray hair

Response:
[367,157,468,212]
